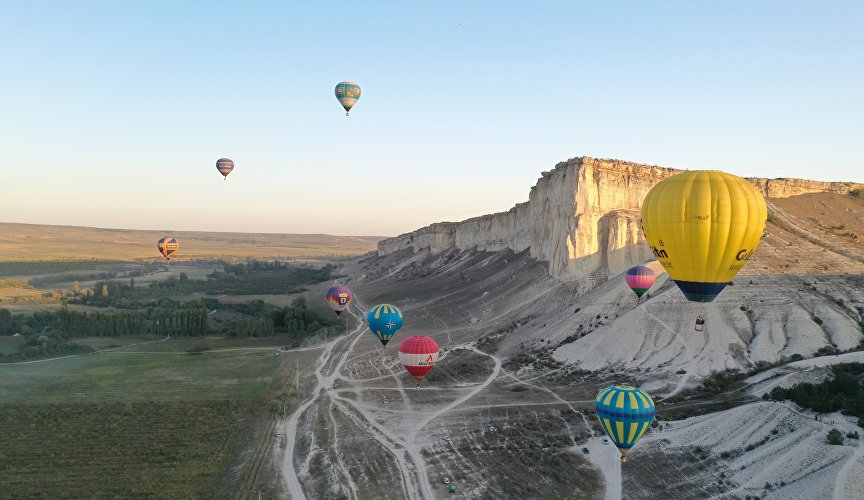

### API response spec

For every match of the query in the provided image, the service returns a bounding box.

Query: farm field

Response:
[0,332,301,497]
[0,340,284,405]
[0,400,253,498]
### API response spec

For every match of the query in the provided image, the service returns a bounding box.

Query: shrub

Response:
[827,428,844,445]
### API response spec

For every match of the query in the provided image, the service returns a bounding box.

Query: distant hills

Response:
[0,222,383,261]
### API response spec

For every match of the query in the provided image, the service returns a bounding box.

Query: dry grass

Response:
[0,222,383,262]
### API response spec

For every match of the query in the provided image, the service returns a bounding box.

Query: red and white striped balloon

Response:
[398,335,440,387]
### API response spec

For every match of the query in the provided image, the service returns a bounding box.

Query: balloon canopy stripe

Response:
[595,385,655,458]
[640,170,767,303]
[367,304,404,346]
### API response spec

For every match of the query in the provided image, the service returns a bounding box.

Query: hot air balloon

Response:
[625,266,655,299]
[398,335,439,387]
[640,170,767,302]
[326,285,353,316]
[367,304,403,347]
[157,237,180,262]
[334,81,361,116]
[216,158,234,180]
[595,385,655,462]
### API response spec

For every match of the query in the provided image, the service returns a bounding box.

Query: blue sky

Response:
[1,1,861,235]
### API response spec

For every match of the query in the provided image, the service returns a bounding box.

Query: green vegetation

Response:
[199,262,336,295]
[31,270,117,287]
[0,260,117,278]
[233,317,276,338]
[0,332,93,362]
[0,400,251,497]
[0,347,281,405]
[849,188,864,200]
[69,261,336,303]
[827,428,844,445]
[764,363,864,426]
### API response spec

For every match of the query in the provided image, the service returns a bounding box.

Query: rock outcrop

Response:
[378,156,863,281]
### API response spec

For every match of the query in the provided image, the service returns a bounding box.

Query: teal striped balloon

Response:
[335,81,361,116]
[366,304,403,347]
[595,385,655,462]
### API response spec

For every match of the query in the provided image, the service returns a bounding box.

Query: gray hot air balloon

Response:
[216,158,234,180]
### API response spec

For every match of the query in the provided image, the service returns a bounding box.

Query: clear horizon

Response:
[2,1,862,235]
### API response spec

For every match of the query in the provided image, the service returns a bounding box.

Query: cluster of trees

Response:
[69,263,338,303]
[152,308,208,336]
[58,307,147,336]
[219,259,295,275]
[764,363,864,427]
[225,297,342,343]
[232,318,275,338]
[0,332,93,362]
[72,274,192,305]
[0,309,59,336]
[274,297,341,335]
[12,305,209,339]
[203,264,337,295]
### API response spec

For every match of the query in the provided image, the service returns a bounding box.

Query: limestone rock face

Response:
[378,156,863,281]
[748,177,863,198]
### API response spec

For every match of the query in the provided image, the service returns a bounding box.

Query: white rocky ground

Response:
[273,179,864,498]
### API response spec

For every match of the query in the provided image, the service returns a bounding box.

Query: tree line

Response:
[763,363,864,427]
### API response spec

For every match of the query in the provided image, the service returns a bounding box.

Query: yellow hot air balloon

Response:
[640,170,767,302]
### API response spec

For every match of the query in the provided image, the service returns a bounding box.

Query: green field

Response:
[0,400,252,498]
[0,335,292,497]
[0,335,28,354]
[0,344,282,405]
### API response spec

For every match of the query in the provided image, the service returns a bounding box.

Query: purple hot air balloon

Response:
[625,266,655,298]
[326,285,353,316]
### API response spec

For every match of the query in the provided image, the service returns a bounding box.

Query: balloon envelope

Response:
[326,286,353,315]
[367,304,404,346]
[398,335,439,386]
[640,170,767,302]
[625,266,655,298]
[157,237,180,261]
[335,81,361,115]
[595,385,655,462]
[216,158,234,179]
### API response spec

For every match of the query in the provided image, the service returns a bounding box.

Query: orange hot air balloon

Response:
[157,237,179,262]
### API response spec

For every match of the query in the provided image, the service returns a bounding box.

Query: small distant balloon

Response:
[625,266,655,298]
[216,158,234,180]
[367,304,403,347]
[334,81,361,116]
[157,237,180,262]
[398,335,439,387]
[326,285,353,316]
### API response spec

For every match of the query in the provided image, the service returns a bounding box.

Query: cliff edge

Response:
[377,156,863,281]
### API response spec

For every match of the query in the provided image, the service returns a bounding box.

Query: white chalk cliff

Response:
[377,156,863,280]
